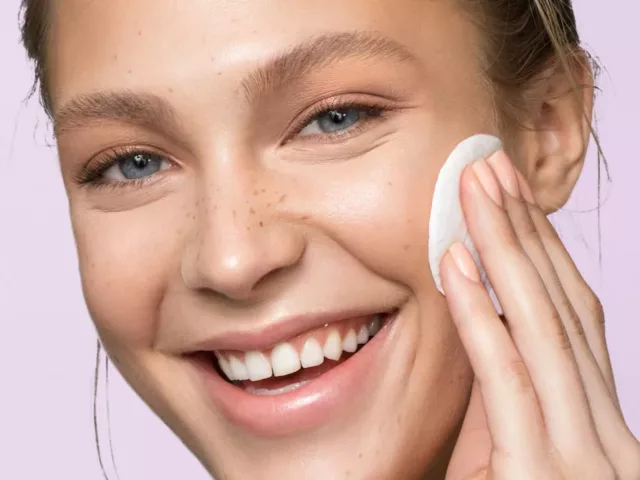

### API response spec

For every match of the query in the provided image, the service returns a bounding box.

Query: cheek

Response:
[71,199,190,349]
[303,135,443,290]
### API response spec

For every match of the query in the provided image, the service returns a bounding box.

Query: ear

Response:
[511,53,594,214]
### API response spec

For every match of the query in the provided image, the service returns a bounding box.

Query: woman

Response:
[18,0,640,478]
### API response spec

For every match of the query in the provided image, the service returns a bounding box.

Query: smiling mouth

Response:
[201,311,396,396]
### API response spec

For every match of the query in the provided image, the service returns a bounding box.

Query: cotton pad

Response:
[428,134,503,294]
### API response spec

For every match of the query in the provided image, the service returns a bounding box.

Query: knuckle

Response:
[586,292,605,316]
[513,208,539,242]
[545,311,573,352]
[568,317,586,340]
[501,358,534,393]
[559,296,586,339]
[585,294,607,331]
[488,227,521,257]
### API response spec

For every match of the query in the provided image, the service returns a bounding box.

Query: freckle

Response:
[403,245,410,251]
[250,208,256,215]
[266,203,272,208]
[217,71,222,75]
[168,87,174,93]
[300,215,310,221]
[279,194,287,203]
[358,453,363,459]
[261,188,266,193]
[253,189,259,196]
[113,54,118,61]
[192,214,196,220]
[137,30,142,36]
[233,210,236,218]
[387,181,392,186]
[259,221,264,228]
[127,69,132,74]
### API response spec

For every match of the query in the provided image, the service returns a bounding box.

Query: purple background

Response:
[1,1,637,478]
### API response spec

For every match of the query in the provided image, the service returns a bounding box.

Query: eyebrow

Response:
[54,90,180,138]
[240,31,418,105]
[54,31,417,136]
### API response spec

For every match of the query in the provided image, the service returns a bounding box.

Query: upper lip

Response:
[188,307,394,353]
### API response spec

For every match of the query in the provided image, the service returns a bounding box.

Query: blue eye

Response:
[102,152,170,182]
[299,108,364,136]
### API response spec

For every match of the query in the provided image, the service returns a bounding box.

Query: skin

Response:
[45,0,640,478]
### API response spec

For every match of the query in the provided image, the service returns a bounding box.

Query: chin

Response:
[121,301,472,479]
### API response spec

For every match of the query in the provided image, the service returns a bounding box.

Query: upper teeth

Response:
[300,338,324,368]
[216,316,384,382]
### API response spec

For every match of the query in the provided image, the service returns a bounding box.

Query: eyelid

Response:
[281,94,396,144]
[75,145,178,188]
[73,95,396,188]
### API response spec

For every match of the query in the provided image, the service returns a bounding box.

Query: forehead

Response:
[48,0,482,112]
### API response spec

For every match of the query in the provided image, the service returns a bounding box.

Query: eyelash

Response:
[75,145,169,191]
[287,98,388,142]
[77,98,390,190]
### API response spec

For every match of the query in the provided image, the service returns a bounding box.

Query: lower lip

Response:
[192,311,399,437]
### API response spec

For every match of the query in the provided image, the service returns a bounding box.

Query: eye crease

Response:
[76,99,388,189]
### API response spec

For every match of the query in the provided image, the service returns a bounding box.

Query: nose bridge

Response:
[181,163,305,300]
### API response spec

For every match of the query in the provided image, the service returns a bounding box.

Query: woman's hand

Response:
[441,151,640,480]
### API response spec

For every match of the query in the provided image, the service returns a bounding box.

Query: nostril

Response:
[180,219,307,301]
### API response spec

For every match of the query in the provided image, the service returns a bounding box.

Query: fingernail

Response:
[471,158,503,206]
[487,151,520,199]
[515,170,536,205]
[449,242,481,283]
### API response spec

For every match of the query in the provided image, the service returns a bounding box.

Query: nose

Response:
[180,179,306,301]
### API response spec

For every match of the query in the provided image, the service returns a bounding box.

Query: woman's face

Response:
[51,0,499,477]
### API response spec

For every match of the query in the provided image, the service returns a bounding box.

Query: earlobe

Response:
[517,55,595,214]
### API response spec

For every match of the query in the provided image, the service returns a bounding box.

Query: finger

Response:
[460,156,602,455]
[521,179,617,398]
[441,245,547,465]
[510,172,640,476]
[487,155,615,405]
